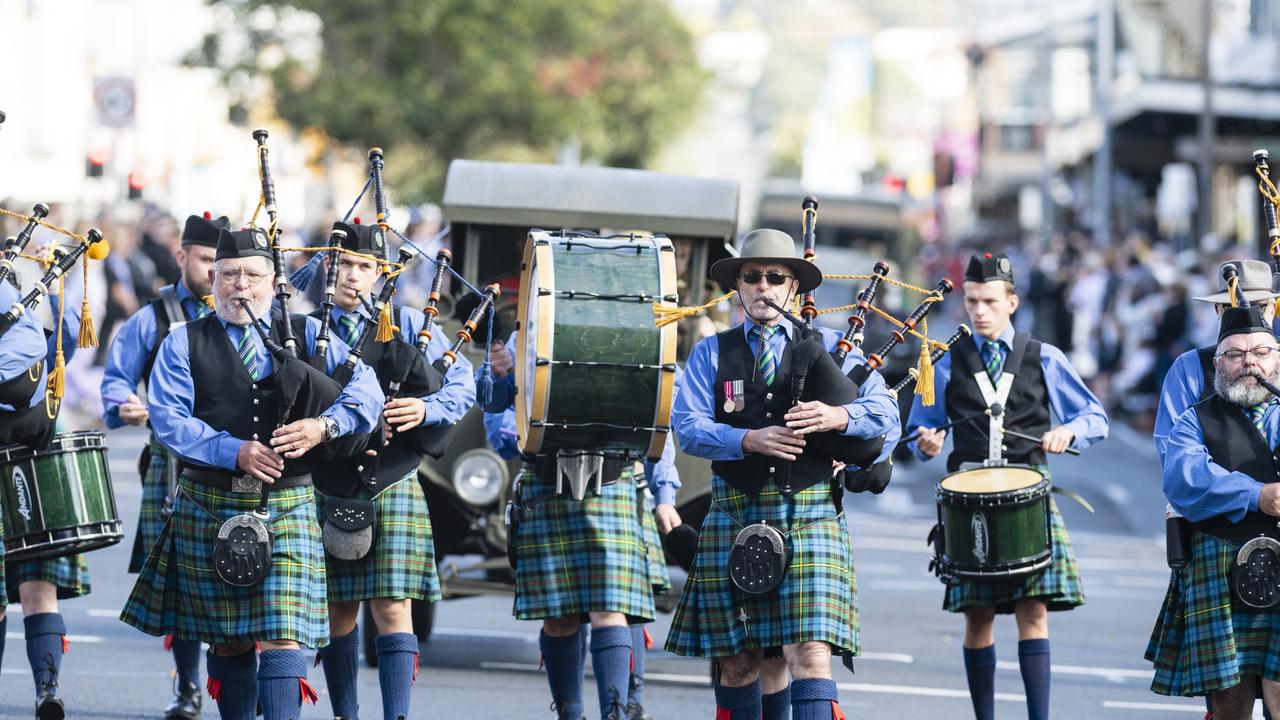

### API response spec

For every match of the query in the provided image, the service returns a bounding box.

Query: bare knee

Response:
[18,580,58,615]
[328,601,361,637]
[718,649,764,688]
[1014,599,1048,640]
[259,640,300,651]
[370,598,413,634]
[1210,675,1258,720]
[210,643,255,657]
[588,611,626,629]
[543,615,582,638]
[963,606,996,648]
[784,641,832,680]
[760,656,790,694]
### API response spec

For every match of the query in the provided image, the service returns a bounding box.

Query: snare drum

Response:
[1,430,123,562]
[932,466,1051,580]
[515,230,678,460]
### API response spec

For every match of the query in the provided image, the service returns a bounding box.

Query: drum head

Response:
[940,466,1043,494]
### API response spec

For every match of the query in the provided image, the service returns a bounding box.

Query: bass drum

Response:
[515,230,677,461]
[932,465,1051,580]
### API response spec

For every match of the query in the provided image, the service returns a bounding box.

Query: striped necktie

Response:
[984,339,1006,384]
[237,327,260,380]
[338,313,360,346]
[185,297,210,320]
[750,325,779,385]
[1249,402,1273,434]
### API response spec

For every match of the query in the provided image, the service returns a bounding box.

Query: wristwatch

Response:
[320,416,340,442]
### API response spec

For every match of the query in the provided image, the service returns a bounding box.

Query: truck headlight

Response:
[451,449,507,506]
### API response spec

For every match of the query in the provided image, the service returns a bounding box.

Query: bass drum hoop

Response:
[0,430,107,464]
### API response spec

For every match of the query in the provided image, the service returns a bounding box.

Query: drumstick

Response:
[987,404,1082,456]
[897,406,998,446]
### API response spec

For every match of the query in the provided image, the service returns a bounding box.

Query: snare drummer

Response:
[666,229,900,720]
[0,278,86,720]
[907,251,1108,720]
[119,228,383,720]
[100,211,224,720]
[1153,305,1280,718]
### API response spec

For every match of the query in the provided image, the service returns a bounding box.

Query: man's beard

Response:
[214,292,271,327]
[1215,366,1280,407]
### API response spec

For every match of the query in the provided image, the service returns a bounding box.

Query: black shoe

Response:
[624,701,654,720]
[164,680,202,719]
[34,693,64,720]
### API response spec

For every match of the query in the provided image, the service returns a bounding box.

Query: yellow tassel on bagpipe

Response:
[653,290,737,328]
[77,255,97,348]
[915,317,935,407]
[49,274,67,399]
[203,294,216,311]
[375,300,396,342]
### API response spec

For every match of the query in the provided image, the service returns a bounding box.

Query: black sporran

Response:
[321,496,376,561]
[1231,536,1280,609]
[728,522,789,595]
[214,513,272,587]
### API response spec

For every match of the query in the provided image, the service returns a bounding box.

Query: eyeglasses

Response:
[1215,346,1280,363]
[738,270,794,286]
[217,268,271,285]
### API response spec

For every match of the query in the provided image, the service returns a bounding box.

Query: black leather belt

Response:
[182,467,312,494]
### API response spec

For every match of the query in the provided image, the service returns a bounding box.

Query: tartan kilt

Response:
[314,471,441,604]
[120,476,329,647]
[943,496,1085,614]
[637,483,671,594]
[1147,531,1280,697]
[513,468,655,621]
[0,512,90,604]
[665,476,857,658]
[130,438,174,573]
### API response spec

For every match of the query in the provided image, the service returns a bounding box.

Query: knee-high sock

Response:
[1018,639,1051,720]
[589,625,632,718]
[791,678,838,720]
[376,632,419,720]
[258,648,311,720]
[963,645,996,720]
[320,629,360,719]
[23,613,66,696]
[579,623,590,676]
[0,616,7,671]
[628,624,648,707]
[171,637,202,689]
[206,649,258,720]
[541,629,585,719]
[714,678,762,720]
[762,684,792,720]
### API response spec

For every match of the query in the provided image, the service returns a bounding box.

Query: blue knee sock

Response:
[792,678,838,720]
[206,649,258,720]
[541,629,585,719]
[762,684,792,720]
[258,648,310,720]
[579,623,590,676]
[171,637,202,689]
[590,625,632,718]
[376,632,418,720]
[714,678,762,720]
[1018,639,1051,720]
[963,645,996,720]
[23,612,66,696]
[0,616,7,671]
[320,630,360,719]
[628,624,648,707]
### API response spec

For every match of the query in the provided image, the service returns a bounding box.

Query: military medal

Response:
[723,380,736,413]
[733,380,745,412]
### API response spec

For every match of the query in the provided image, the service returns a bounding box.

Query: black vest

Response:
[186,313,313,476]
[946,332,1050,472]
[710,326,836,497]
[141,284,199,387]
[1196,346,1215,402]
[1192,393,1280,543]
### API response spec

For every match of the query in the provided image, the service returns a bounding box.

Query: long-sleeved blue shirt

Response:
[101,280,207,428]
[481,331,519,414]
[0,283,79,412]
[147,313,384,471]
[326,302,476,427]
[672,319,900,469]
[905,325,1109,461]
[1164,399,1280,522]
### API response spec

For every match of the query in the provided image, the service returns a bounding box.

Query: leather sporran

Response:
[214,513,272,587]
[321,496,376,561]
[728,522,790,595]
[1231,536,1280,609]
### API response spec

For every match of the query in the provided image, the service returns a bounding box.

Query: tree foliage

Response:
[192,0,707,202]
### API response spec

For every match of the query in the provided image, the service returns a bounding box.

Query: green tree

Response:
[192,0,706,202]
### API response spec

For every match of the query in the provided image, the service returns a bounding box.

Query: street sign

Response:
[94,77,135,128]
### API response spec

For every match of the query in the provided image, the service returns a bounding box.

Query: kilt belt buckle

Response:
[728,522,790,595]
[231,474,263,494]
[555,451,605,501]
[1231,535,1280,609]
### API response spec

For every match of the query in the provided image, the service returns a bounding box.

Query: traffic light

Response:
[127,171,144,200]
[86,148,108,178]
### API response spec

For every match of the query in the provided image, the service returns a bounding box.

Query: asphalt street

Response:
[0,424,1221,718]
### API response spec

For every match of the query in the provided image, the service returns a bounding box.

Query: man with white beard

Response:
[1151,305,1280,719]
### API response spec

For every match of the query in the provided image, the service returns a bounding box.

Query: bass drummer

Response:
[906,251,1108,720]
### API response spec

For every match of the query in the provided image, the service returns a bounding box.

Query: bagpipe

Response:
[1254,149,1280,295]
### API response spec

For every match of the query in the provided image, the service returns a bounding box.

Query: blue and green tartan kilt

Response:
[315,471,441,604]
[1147,531,1280,697]
[665,476,857,658]
[637,483,671,594]
[0,513,90,604]
[943,493,1085,614]
[513,468,655,622]
[130,438,174,574]
[120,476,329,648]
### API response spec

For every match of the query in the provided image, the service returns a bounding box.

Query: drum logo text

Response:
[971,512,989,564]
[11,466,31,522]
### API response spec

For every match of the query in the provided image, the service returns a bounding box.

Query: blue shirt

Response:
[481,331,519,414]
[327,302,476,427]
[671,319,901,469]
[101,280,208,428]
[0,283,79,412]
[1164,400,1280,522]
[147,312,384,471]
[905,325,1109,461]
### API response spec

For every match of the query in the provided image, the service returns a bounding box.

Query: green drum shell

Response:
[935,472,1051,579]
[1,431,122,562]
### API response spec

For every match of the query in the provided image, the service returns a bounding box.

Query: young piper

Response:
[907,251,1108,720]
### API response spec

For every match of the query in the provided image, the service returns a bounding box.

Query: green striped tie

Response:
[984,339,1005,383]
[184,297,211,320]
[751,325,778,385]
[237,327,259,380]
[338,314,360,346]
[1249,402,1272,433]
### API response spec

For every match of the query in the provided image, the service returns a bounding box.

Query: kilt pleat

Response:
[664,476,857,658]
[315,472,440,603]
[637,483,671,594]
[1148,531,1280,697]
[513,469,655,621]
[130,438,173,574]
[120,477,329,647]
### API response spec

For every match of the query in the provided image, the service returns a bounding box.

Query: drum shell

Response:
[1,431,123,562]
[935,467,1051,579]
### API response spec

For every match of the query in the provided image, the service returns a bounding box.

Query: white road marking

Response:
[996,660,1153,681]
[86,608,122,618]
[1102,699,1210,713]
[433,627,537,642]
[6,633,102,643]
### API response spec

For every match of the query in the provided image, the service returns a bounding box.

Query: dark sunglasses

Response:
[738,270,794,286]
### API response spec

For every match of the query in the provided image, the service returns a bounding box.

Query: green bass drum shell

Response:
[934,465,1051,580]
